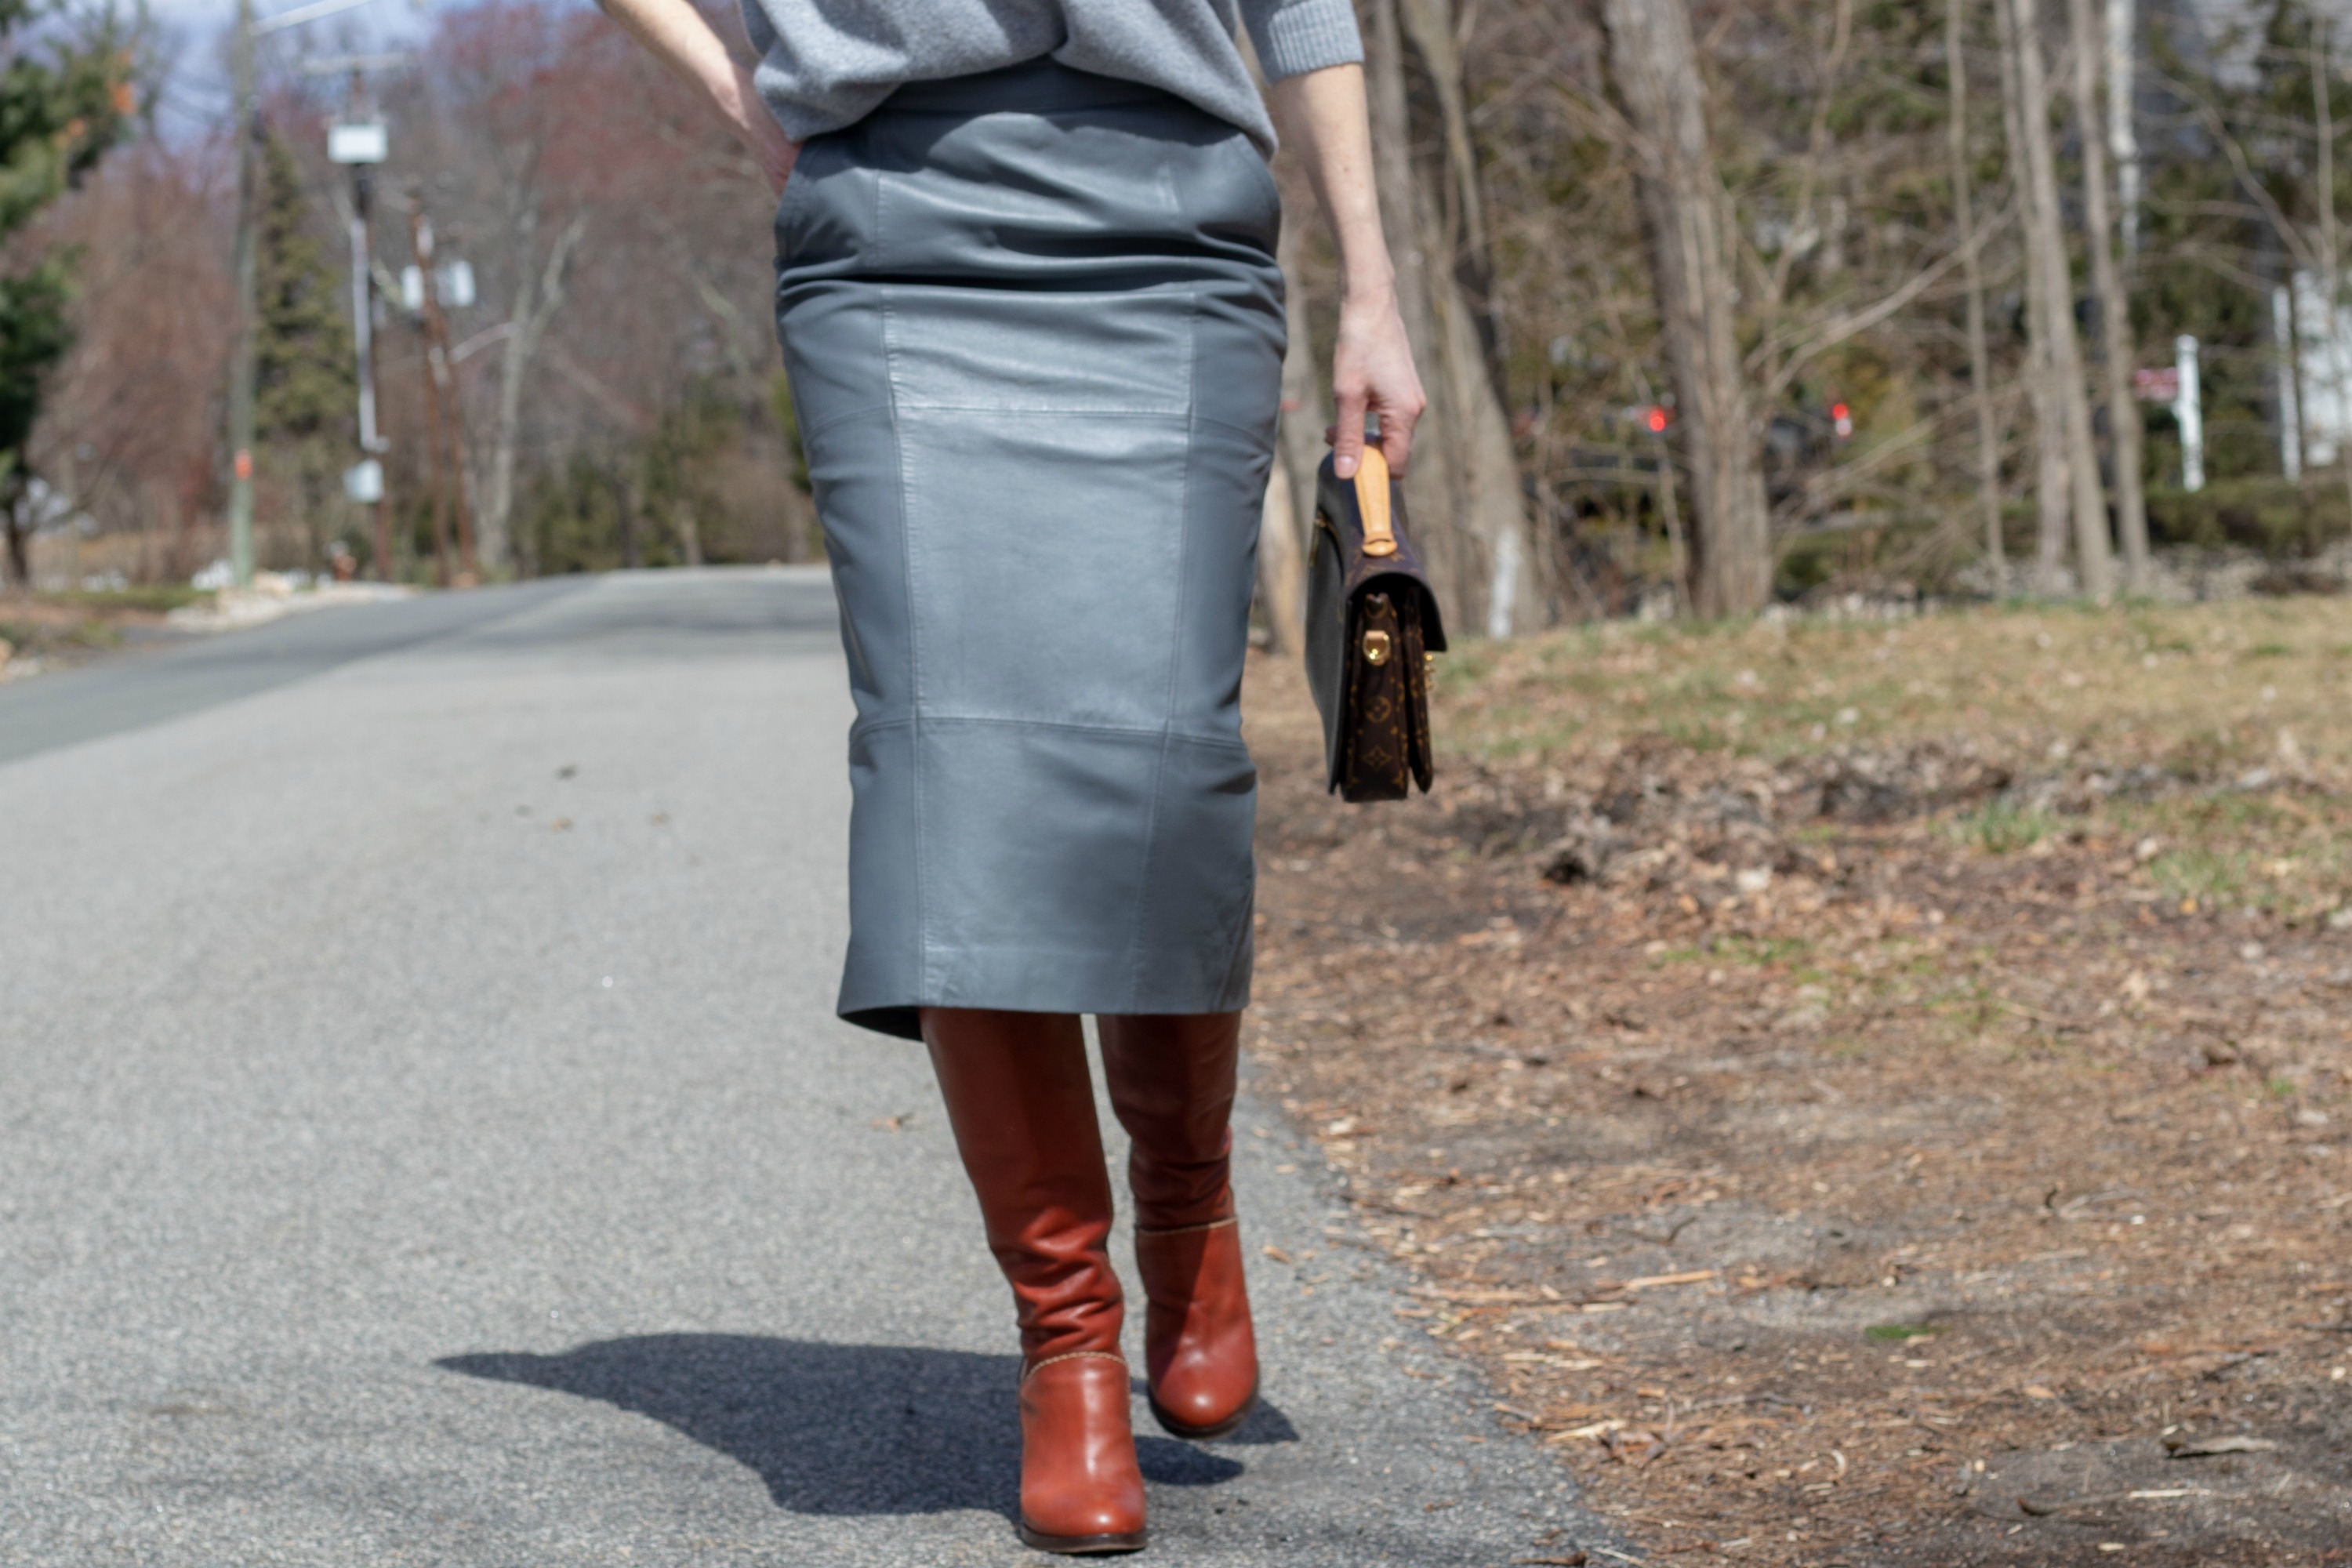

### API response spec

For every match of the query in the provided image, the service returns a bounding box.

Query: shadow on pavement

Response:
[440,1334,1291,1518]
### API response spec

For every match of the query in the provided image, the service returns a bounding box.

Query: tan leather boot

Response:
[1016,1352,1149,1552]
[1101,1012,1259,1440]
[924,1009,1147,1555]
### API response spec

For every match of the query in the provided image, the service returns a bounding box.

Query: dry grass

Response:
[1243,596,2352,1567]
[0,586,199,677]
[1439,597,2352,766]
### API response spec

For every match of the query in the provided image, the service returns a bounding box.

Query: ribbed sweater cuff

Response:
[1249,0,1364,82]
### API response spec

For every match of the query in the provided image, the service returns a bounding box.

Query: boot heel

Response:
[1016,1523,1151,1555]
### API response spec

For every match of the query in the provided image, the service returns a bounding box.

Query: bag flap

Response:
[1312,448,1448,652]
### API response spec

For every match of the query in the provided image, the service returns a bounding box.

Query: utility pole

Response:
[227,0,259,588]
[222,0,383,590]
[409,201,452,587]
[406,195,480,585]
[320,59,398,578]
[354,132,390,578]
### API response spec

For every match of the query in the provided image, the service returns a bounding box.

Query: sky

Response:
[150,0,459,140]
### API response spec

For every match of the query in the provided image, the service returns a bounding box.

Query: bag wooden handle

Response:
[1354,446,1396,557]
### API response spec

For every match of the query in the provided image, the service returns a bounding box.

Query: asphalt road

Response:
[1,569,1604,1566]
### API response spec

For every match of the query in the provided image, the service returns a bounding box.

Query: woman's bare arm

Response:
[1267,64,1426,479]
[596,0,799,193]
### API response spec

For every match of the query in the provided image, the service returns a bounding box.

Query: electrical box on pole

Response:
[400,258,474,313]
[326,122,386,164]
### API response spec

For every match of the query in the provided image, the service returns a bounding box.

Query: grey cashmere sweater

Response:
[736,0,1362,154]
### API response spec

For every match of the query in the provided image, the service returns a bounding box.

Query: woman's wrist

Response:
[713,60,760,137]
[717,60,799,188]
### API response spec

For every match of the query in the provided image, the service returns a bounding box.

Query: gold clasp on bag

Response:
[1362,627,1393,665]
[1354,446,1397,557]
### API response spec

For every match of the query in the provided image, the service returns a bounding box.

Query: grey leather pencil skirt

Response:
[773,60,1287,1041]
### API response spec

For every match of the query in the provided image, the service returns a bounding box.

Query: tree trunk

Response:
[1365,0,1467,615]
[1275,217,1329,540]
[2005,0,2114,597]
[2,500,26,590]
[480,198,536,579]
[2106,0,2141,256]
[1994,0,2071,592]
[2068,0,2151,592]
[1597,0,1773,618]
[2310,20,2352,552]
[484,212,584,579]
[1261,217,1326,656]
[1364,0,1542,635]
[612,467,639,571]
[1398,0,1545,635]
[1948,0,2007,582]
[1257,458,1305,654]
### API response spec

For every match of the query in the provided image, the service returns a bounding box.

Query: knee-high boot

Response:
[923,1008,1146,1555]
[1099,1011,1258,1439]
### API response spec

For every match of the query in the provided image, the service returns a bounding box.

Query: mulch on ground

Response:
[1241,602,2352,1567]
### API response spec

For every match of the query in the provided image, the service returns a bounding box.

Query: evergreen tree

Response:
[252,129,354,571]
[0,0,131,588]
[253,131,351,444]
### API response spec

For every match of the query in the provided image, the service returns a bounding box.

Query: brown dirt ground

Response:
[1241,599,2352,1567]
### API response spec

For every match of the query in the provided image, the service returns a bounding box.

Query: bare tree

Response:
[1364,0,1543,636]
[1596,0,1771,616]
[1396,0,1546,635]
[2067,0,2151,592]
[1257,462,1305,653]
[423,3,594,575]
[2309,16,2352,550]
[1258,216,1326,655]
[1275,217,1329,537]
[60,0,2338,603]
[2000,0,2113,597]
[479,205,586,573]
[1949,0,2007,579]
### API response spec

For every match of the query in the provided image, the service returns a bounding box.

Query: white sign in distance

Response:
[327,122,388,165]
[344,458,384,503]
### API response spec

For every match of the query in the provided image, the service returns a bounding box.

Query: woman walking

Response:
[597,0,1425,1552]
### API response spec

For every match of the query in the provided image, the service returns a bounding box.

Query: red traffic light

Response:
[1646,405,1668,434]
[1831,401,1853,439]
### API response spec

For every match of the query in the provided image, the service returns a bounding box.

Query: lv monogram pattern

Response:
[1338,590,1434,802]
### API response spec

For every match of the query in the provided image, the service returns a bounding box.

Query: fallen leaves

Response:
[1241,608,2352,1567]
